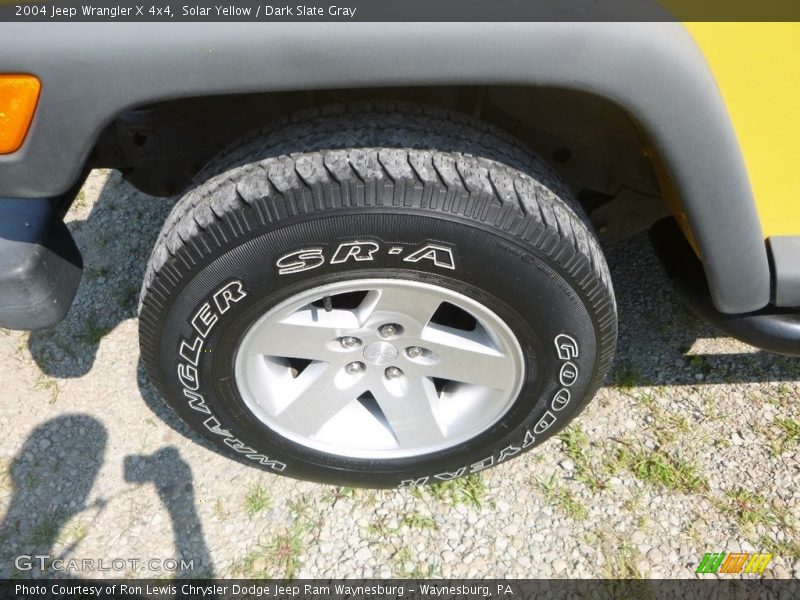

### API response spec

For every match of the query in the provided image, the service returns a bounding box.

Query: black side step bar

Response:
[649,218,800,357]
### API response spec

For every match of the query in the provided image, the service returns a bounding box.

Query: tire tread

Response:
[139,103,617,448]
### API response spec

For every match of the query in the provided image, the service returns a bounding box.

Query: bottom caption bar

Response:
[2,579,800,600]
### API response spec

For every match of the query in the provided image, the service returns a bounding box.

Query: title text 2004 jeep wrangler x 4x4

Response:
[1,22,798,487]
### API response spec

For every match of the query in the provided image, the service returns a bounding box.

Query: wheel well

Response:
[90,85,670,242]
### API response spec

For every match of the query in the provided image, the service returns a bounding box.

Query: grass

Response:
[239,495,318,579]
[394,546,413,574]
[239,493,321,579]
[429,474,488,508]
[287,494,313,519]
[400,511,438,531]
[774,356,800,379]
[365,515,398,542]
[213,498,229,520]
[759,535,800,560]
[558,425,606,491]
[410,561,441,578]
[72,189,88,210]
[288,494,325,534]
[630,390,692,445]
[393,547,442,578]
[686,354,713,377]
[537,475,588,521]
[636,391,658,411]
[612,362,644,392]
[81,316,111,346]
[604,545,644,579]
[84,264,109,279]
[114,281,140,311]
[50,334,76,360]
[244,484,272,518]
[34,376,60,404]
[720,489,776,528]
[22,466,41,490]
[761,416,800,456]
[321,486,355,504]
[29,511,65,548]
[609,444,706,493]
[594,531,647,584]
[57,520,88,547]
[241,532,303,579]
[764,382,798,409]
[621,492,642,514]
[654,412,692,445]
[0,459,11,498]
[136,432,153,454]
[663,413,691,433]
[409,486,425,501]
[774,417,800,451]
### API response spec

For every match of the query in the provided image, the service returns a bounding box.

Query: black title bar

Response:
[3,0,800,21]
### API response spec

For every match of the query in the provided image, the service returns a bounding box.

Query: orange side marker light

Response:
[0,74,41,154]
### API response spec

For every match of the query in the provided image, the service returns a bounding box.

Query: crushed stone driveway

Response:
[0,169,798,579]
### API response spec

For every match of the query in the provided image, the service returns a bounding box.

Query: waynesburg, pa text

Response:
[15,583,513,598]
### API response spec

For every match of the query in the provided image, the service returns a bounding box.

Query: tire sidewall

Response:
[145,209,601,487]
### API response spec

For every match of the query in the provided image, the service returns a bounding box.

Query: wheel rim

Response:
[233,278,525,459]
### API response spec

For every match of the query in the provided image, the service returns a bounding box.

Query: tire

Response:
[138,103,617,488]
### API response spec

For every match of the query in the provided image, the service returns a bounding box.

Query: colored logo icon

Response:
[696,552,773,575]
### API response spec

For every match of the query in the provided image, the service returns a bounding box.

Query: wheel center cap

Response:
[363,341,399,365]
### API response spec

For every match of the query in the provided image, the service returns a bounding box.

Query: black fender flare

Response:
[0,22,768,313]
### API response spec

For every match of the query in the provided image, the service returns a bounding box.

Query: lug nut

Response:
[339,336,361,349]
[345,361,365,375]
[385,366,404,379]
[379,323,401,338]
[406,346,424,359]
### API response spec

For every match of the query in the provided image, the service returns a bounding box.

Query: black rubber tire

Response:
[138,103,617,488]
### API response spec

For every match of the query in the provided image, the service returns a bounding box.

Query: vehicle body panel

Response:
[687,22,800,238]
[0,22,771,314]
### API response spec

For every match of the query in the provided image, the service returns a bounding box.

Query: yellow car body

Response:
[688,22,800,238]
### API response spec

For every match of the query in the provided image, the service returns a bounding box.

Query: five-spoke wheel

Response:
[235,279,524,458]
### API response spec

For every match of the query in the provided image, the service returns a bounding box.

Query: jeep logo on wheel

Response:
[275,241,455,275]
[363,341,399,365]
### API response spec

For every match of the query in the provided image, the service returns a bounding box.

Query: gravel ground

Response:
[0,169,798,580]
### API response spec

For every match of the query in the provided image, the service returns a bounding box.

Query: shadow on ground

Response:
[27,171,174,379]
[0,415,106,577]
[0,414,214,578]
[603,238,800,388]
[124,446,214,578]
